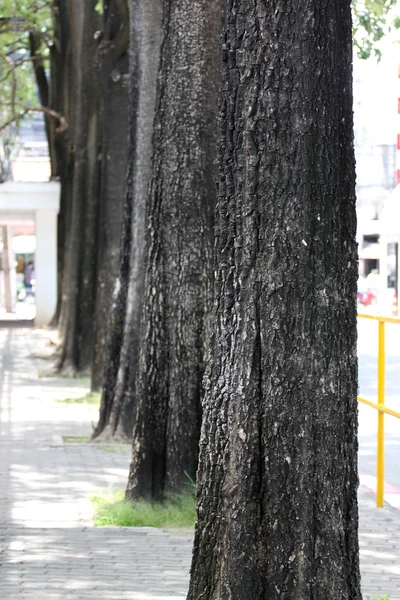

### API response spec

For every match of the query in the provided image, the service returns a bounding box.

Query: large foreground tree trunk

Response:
[187,1,362,599]
[92,0,163,439]
[57,0,102,373]
[125,0,219,500]
[91,0,129,391]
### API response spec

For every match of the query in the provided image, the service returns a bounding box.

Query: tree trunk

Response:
[125,0,219,500]
[91,0,129,392]
[57,0,102,373]
[29,4,71,327]
[187,1,362,599]
[51,0,72,327]
[29,32,58,179]
[91,0,163,439]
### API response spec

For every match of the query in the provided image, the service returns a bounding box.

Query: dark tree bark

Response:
[92,0,163,439]
[187,1,362,599]
[50,0,72,327]
[125,0,219,500]
[29,32,58,179]
[91,0,129,391]
[57,0,102,373]
[28,3,71,326]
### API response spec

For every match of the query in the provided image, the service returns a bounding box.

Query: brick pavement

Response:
[0,325,399,599]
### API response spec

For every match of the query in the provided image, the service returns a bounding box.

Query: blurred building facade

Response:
[354,43,400,311]
[0,113,59,325]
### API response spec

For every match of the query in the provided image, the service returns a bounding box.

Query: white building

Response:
[0,115,60,326]
[354,39,400,308]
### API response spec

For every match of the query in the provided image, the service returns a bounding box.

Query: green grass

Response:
[55,391,101,406]
[91,488,196,528]
[62,435,89,443]
[373,596,390,600]
[96,444,130,455]
[61,437,130,455]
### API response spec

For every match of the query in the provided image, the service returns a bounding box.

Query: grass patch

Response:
[62,435,89,443]
[55,391,101,406]
[373,596,390,600]
[96,444,130,455]
[91,488,196,528]
[61,437,130,454]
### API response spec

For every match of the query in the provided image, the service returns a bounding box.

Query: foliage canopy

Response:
[0,0,52,128]
[353,0,400,59]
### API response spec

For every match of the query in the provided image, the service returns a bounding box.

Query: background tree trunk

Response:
[92,0,163,439]
[29,32,58,179]
[187,1,362,599]
[51,0,72,327]
[125,0,219,500]
[28,2,71,326]
[57,0,102,374]
[91,0,129,391]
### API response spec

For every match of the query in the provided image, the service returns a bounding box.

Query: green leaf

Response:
[352,0,400,60]
[95,1,104,15]
[0,0,52,128]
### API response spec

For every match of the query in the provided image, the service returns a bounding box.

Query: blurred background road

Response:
[358,316,400,492]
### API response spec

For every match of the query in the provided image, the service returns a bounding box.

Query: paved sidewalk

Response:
[0,326,399,599]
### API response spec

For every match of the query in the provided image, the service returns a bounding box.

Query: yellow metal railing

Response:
[358,312,400,507]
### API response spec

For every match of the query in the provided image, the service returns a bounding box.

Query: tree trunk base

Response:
[54,359,88,379]
[90,423,131,443]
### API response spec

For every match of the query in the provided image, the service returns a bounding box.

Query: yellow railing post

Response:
[376,320,385,507]
[358,313,400,507]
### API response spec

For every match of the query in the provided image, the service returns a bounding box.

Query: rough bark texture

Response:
[92,0,162,439]
[91,0,129,391]
[187,1,361,599]
[57,0,102,373]
[125,0,219,499]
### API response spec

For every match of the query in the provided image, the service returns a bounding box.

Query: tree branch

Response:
[0,104,67,133]
[0,54,18,123]
[29,32,49,107]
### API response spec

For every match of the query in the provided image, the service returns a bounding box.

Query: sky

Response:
[354,35,400,147]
